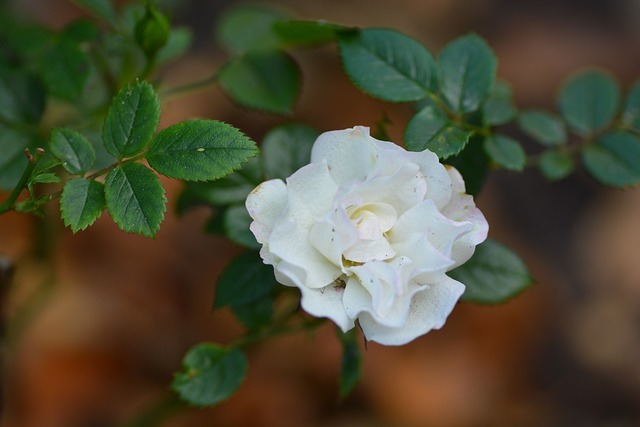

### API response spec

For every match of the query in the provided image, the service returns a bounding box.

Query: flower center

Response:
[347,202,397,241]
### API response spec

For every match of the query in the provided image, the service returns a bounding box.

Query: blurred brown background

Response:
[2,0,640,426]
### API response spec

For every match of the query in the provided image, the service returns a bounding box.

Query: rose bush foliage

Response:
[246,126,488,345]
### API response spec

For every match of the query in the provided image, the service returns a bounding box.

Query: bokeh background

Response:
[2,0,640,426]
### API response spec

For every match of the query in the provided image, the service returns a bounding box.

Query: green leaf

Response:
[581,131,640,187]
[622,80,640,130]
[156,27,193,65]
[517,110,566,146]
[558,70,620,135]
[42,39,91,100]
[482,81,516,126]
[273,20,342,47]
[147,120,258,181]
[215,251,277,309]
[103,80,160,158]
[337,328,361,398]
[0,67,46,124]
[49,128,96,174]
[231,297,273,330]
[404,106,472,159]
[450,238,532,304]
[337,28,437,102]
[172,343,247,407]
[446,135,490,196]
[73,0,118,27]
[216,4,288,54]
[538,150,574,181]
[27,172,61,196]
[60,178,105,233]
[176,157,262,211]
[62,20,99,43]
[218,51,301,114]
[262,123,319,180]
[15,194,49,217]
[104,162,166,237]
[483,134,526,171]
[438,33,497,114]
[0,127,34,190]
[224,205,261,250]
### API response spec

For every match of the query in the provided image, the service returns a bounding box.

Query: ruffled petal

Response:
[269,218,341,289]
[390,199,473,258]
[285,161,339,228]
[343,238,395,263]
[357,275,464,345]
[310,126,377,185]
[392,233,454,281]
[299,283,355,332]
[309,215,358,267]
[246,179,287,244]
[441,166,489,267]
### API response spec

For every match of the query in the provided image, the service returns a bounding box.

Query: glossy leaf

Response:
[49,128,96,174]
[582,131,640,187]
[104,162,166,237]
[216,4,288,53]
[176,157,262,212]
[538,150,574,181]
[274,20,342,47]
[172,343,247,407]
[262,123,319,180]
[0,68,46,124]
[337,28,437,102]
[438,33,497,114]
[232,298,273,330]
[484,134,526,171]
[558,70,620,135]
[218,51,301,114]
[215,251,277,309]
[337,328,361,398]
[103,80,160,158]
[404,106,472,159]
[147,120,258,181]
[450,238,532,304]
[482,81,516,126]
[42,39,91,100]
[224,205,261,250]
[60,178,105,233]
[518,110,566,146]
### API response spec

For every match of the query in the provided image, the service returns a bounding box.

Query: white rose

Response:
[246,126,488,345]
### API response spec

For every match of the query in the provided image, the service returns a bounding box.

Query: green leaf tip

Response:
[104,162,166,238]
[338,28,437,102]
[172,343,248,407]
[147,120,259,182]
[103,80,161,158]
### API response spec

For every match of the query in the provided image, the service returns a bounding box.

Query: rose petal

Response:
[269,218,341,289]
[309,215,358,267]
[441,167,489,267]
[310,126,377,185]
[405,150,453,209]
[299,283,354,332]
[246,179,288,244]
[391,233,454,280]
[343,238,395,263]
[357,275,464,345]
[390,199,473,258]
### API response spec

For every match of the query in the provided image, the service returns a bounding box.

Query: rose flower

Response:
[246,126,488,345]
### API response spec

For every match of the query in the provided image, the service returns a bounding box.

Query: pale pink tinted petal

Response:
[246,179,287,244]
[299,284,355,332]
[310,127,377,185]
[358,275,464,345]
